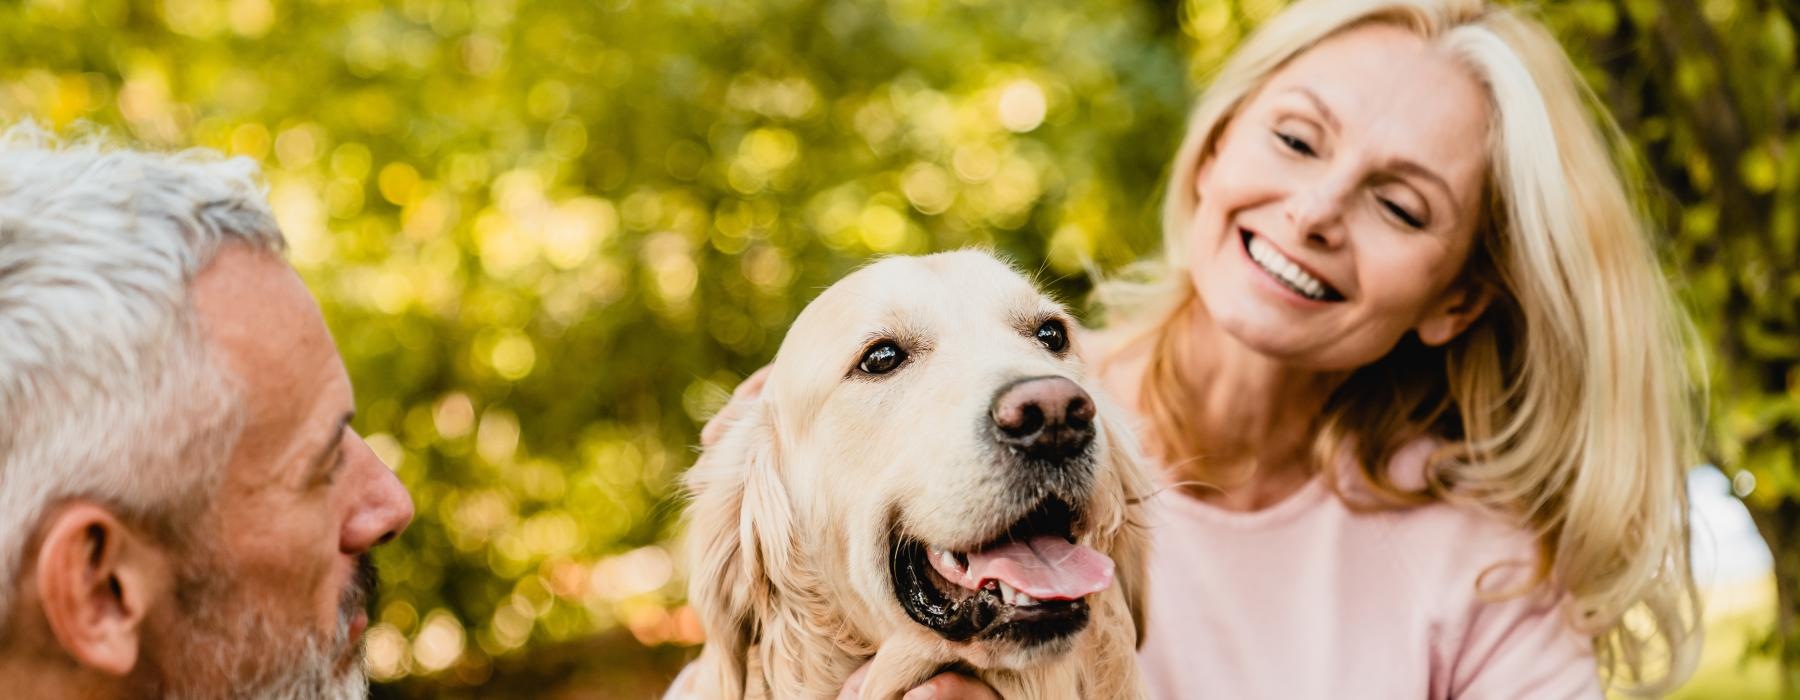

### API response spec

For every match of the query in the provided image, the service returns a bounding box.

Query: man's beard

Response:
[149,552,379,700]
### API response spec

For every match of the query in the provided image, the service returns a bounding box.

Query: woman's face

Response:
[1188,23,1494,371]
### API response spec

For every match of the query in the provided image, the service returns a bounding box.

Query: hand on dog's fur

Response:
[905,673,1001,700]
[835,664,998,700]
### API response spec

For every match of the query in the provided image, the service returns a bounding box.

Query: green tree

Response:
[1548,0,1799,690]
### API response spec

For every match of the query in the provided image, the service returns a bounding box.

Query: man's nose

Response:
[340,431,414,553]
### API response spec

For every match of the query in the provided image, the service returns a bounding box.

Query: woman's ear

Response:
[32,502,173,676]
[1416,278,1495,347]
[683,399,788,698]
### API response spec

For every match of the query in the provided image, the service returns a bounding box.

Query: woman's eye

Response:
[1035,319,1069,353]
[1379,198,1425,229]
[857,341,907,375]
[1275,131,1316,157]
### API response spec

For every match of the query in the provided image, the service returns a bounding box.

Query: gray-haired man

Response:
[0,125,413,698]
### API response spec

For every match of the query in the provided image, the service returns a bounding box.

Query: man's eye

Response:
[1275,131,1316,157]
[315,447,347,486]
[857,341,907,375]
[1035,319,1069,353]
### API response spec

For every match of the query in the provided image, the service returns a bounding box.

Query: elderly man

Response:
[0,125,413,698]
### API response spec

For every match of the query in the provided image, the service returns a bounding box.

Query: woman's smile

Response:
[1237,227,1346,304]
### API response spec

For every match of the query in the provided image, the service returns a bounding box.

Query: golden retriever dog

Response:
[680,250,1150,699]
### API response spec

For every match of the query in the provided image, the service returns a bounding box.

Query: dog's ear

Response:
[684,398,791,698]
[1096,408,1153,647]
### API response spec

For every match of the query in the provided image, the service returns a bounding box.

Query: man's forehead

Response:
[193,248,333,369]
[190,245,350,455]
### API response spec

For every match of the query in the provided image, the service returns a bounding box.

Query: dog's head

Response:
[685,250,1148,693]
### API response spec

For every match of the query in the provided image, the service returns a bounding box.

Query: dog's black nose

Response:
[990,376,1095,462]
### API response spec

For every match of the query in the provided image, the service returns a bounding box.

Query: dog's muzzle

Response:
[884,376,1111,647]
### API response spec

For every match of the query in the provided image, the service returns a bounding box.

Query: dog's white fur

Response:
[682,251,1151,699]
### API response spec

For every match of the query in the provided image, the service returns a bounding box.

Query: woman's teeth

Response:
[1246,235,1332,301]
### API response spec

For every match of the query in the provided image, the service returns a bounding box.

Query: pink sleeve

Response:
[1439,586,1603,699]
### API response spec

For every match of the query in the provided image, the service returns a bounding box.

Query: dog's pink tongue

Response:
[964,536,1115,600]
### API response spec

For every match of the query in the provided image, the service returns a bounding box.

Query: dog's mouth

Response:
[888,498,1109,645]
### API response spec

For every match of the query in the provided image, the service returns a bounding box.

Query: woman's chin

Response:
[1200,288,1308,350]
[1202,303,1389,371]
[1217,322,1315,362]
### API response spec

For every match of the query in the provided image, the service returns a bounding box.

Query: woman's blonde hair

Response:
[1096,0,1702,692]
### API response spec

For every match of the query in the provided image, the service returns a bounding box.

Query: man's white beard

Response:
[165,652,367,700]
[158,599,369,700]
[153,553,375,700]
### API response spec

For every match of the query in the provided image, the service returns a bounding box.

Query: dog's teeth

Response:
[997,581,1017,605]
[936,549,961,573]
[1015,592,1037,607]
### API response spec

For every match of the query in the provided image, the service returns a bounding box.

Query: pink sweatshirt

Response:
[1137,440,1602,699]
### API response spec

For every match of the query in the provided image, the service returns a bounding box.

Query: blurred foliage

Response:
[2,0,1795,695]
[1528,0,1800,691]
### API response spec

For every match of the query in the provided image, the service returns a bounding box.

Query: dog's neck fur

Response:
[745,549,877,698]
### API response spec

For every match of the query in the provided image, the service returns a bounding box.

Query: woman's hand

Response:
[701,366,770,447]
[834,662,1001,700]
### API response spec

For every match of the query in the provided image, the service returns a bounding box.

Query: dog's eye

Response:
[1035,319,1069,353]
[857,341,908,375]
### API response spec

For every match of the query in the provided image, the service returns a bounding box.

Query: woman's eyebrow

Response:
[1286,86,1340,132]
[1384,159,1459,221]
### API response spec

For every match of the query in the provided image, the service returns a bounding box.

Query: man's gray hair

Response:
[0,122,286,637]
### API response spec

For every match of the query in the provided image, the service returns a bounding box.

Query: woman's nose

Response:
[1284,174,1353,248]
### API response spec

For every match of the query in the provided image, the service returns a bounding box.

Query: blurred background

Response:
[1,0,1795,697]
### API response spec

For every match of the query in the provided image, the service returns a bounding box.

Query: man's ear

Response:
[32,503,172,676]
[1415,278,1495,347]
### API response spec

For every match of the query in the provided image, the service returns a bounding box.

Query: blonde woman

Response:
[1083,0,1700,695]
[695,0,1703,697]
